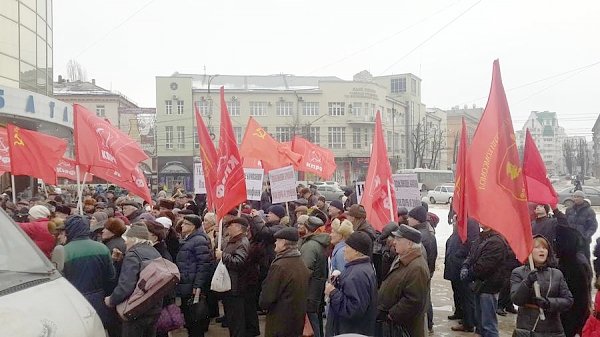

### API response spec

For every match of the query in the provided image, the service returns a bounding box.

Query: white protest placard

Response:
[244,168,264,201]
[268,165,297,204]
[392,174,421,209]
[194,162,206,194]
[355,181,365,204]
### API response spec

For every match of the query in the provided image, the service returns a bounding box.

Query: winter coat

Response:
[104,236,126,283]
[444,218,480,282]
[330,241,347,274]
[377,247,430,337]
[175,229,214,297]
[511,265,573,334]
[413,222,437,277]
[532,216,559,249]
[326,257,378,337]
[259,249,310,337]
[582,291,600,337]
[221,232,250,296]
[463,229,507,294]
[300,232,331,312]
[19,218,53,258]
[594,237,600,279]
[566,202,598,242]
[353,219,377,241]
[108,243,163,317]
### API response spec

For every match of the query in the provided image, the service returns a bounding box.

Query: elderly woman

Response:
[329,218,354,274]
[510,235,574,336]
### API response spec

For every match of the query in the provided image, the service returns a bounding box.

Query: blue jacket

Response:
[175,229,214,297]
[330,241,347,274]
[326,257,377,337]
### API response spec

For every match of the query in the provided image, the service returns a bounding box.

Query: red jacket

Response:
[19,218,54,258]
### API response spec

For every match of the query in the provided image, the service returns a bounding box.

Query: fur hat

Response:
[347,204,366,219]
[331,218,354,238]
[104,217,127,237]
[295,206,309,216]
[159,199,175,210]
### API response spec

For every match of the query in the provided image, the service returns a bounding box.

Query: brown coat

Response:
[259,249,310,337]
[377,246,430,337]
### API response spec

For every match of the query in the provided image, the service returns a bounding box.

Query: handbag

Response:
[187,291,209,322]
[210,260,232,292]
[156,304,184,333]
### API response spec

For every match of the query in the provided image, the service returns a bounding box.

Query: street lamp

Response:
[206,74,219,138]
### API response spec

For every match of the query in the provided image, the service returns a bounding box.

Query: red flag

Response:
[291,136,336,179]
[0,128,11,172]
[452,118,469,242]
[240,117,303,172]
[89,165,152,205]
[7,125,67,185]
[465,60,532,262]
[195,104,218,210]
[57,158,92,182]
[74,104,148,173]
[214,87,247,219]
[360,111,398,231]
[523,129,558,206]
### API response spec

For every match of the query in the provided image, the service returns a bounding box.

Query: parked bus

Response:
[397,168,454,192]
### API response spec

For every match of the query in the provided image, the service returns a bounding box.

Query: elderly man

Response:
[377,225,430,337]
[259,227,310,337]
[566,190,598,260]
[121,200,145,223]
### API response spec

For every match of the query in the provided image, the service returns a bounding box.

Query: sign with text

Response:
[392,173,421,209]
[244,168,264,201]
[193,162,206,194]
[355,181,365,204]
[268,165,297,204]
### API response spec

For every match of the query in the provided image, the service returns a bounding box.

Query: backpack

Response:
[117,255,180,320]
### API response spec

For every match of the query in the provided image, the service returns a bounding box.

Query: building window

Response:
[275,127,292,142]
[387,131,392,151]
[391,78,406,93]
[302,127,320,144]
[328,102,345,116]
[411,78,417,94]
[193,129,199,149]
[177,100,184,114]
[250,101,268,116]
[328,127,346,149]
[165,126,173,149]
[364,128,370,147]
[276,101,293,116]
[351,103,362,117]
[233,127,243,144]
[353,128,362,149]
[227,100,240,116]
[177,126,185,149]
[302,102,319,116]
[165,100,173,115]
[96,105,105,117]
[196,100,210,116]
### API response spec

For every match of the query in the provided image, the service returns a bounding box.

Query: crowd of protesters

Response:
[4,182,600,337]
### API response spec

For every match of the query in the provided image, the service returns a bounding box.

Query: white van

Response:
[0,210,105,337]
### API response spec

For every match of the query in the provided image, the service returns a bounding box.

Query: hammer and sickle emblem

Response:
[13,128,25,146]
[506,162,521,180]
[253,128,267,139]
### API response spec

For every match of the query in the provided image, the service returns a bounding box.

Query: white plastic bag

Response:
[210,260,231,292]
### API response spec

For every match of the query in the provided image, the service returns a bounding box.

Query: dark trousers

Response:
[181,296,209,337]
[223,290,260,337]
[459,280,476,329]
[497,277,514,310]
[450,279,463,317]
[207,290,220,318]
[122,314,160,337]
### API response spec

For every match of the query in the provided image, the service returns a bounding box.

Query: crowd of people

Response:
[6,183,600,337]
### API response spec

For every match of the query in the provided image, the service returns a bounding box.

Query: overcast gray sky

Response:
[53,0,600,137]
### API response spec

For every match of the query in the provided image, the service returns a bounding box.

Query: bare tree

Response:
[429,129,446,169]
[66,59,87,82]
[410,122,428,168]
[563,139,575,175]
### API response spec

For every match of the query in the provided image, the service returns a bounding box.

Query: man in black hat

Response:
[259,228,310,337]
[299,216,331,337]
[121,200,145,223]
[377,225,430,337]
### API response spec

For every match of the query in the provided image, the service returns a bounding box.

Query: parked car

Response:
[558,186,600,207]
[427,185,454,204]
[316,185,345,201]
[313,181,341,189]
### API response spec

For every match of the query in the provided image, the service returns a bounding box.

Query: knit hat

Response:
[380,222,400,240]
[573,190,585,198]
[347,204,366,219]
[329,200,344,212]
[268,205,286,219]
[125,223,150,240]
[304,216,324,232]
[345,231,373,256]
[397,207,409,216]
[274,227,299,242]
[408,206,428,223]
[28,205,51,220]
[104,217,127,237]
[391,224,422,243]
[155,216,173,229]
[296,214,309,226]
[331,218,354,238]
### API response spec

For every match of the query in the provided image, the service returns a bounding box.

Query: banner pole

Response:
[386,180,394,221]
[285,201,290,216]
[217,219,223,251]
[11,174,16,204]
[41,180,48,199]
[528,254,546,320]
[237,204,242,217]
[75,165,83,215]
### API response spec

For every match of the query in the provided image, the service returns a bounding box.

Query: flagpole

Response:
[10,174,16,204]
[41,180,48,199]
[75,165,82,215]
[285,201,290,217]
[528,254,546,320]
[217,219,223,251]
[237,204,242,217]
[386,180,394,221]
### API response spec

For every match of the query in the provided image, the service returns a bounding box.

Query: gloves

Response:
[535,296,550,310]
[460,267,470,281]
[525,270,538,286]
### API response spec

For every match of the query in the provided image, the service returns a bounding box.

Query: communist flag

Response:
[195,104,218,210]
[240,117,303,172]
[465,60,532,262]
[214,87,247,219]
[57,158,92,182]
[360,111,398,231]
[90,165,152,205]
[523,129,558,206]
[291,136,336,179]
[452,118,469,242]
[74,104,148,173]
[0,128,11,172]
[7,124,67,185]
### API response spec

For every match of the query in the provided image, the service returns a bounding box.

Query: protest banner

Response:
[355,181,365,204]
[194,162,207,194]
[392,173,421,209]
[244,168,264,201]
[268,165,297,204]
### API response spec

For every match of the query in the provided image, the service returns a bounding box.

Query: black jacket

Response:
[463,230,507,294]
[221,233,251,296]
[413,222,437,277]
[444,218,480,281]
[175,229,214,297]
[566,202,598,242]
